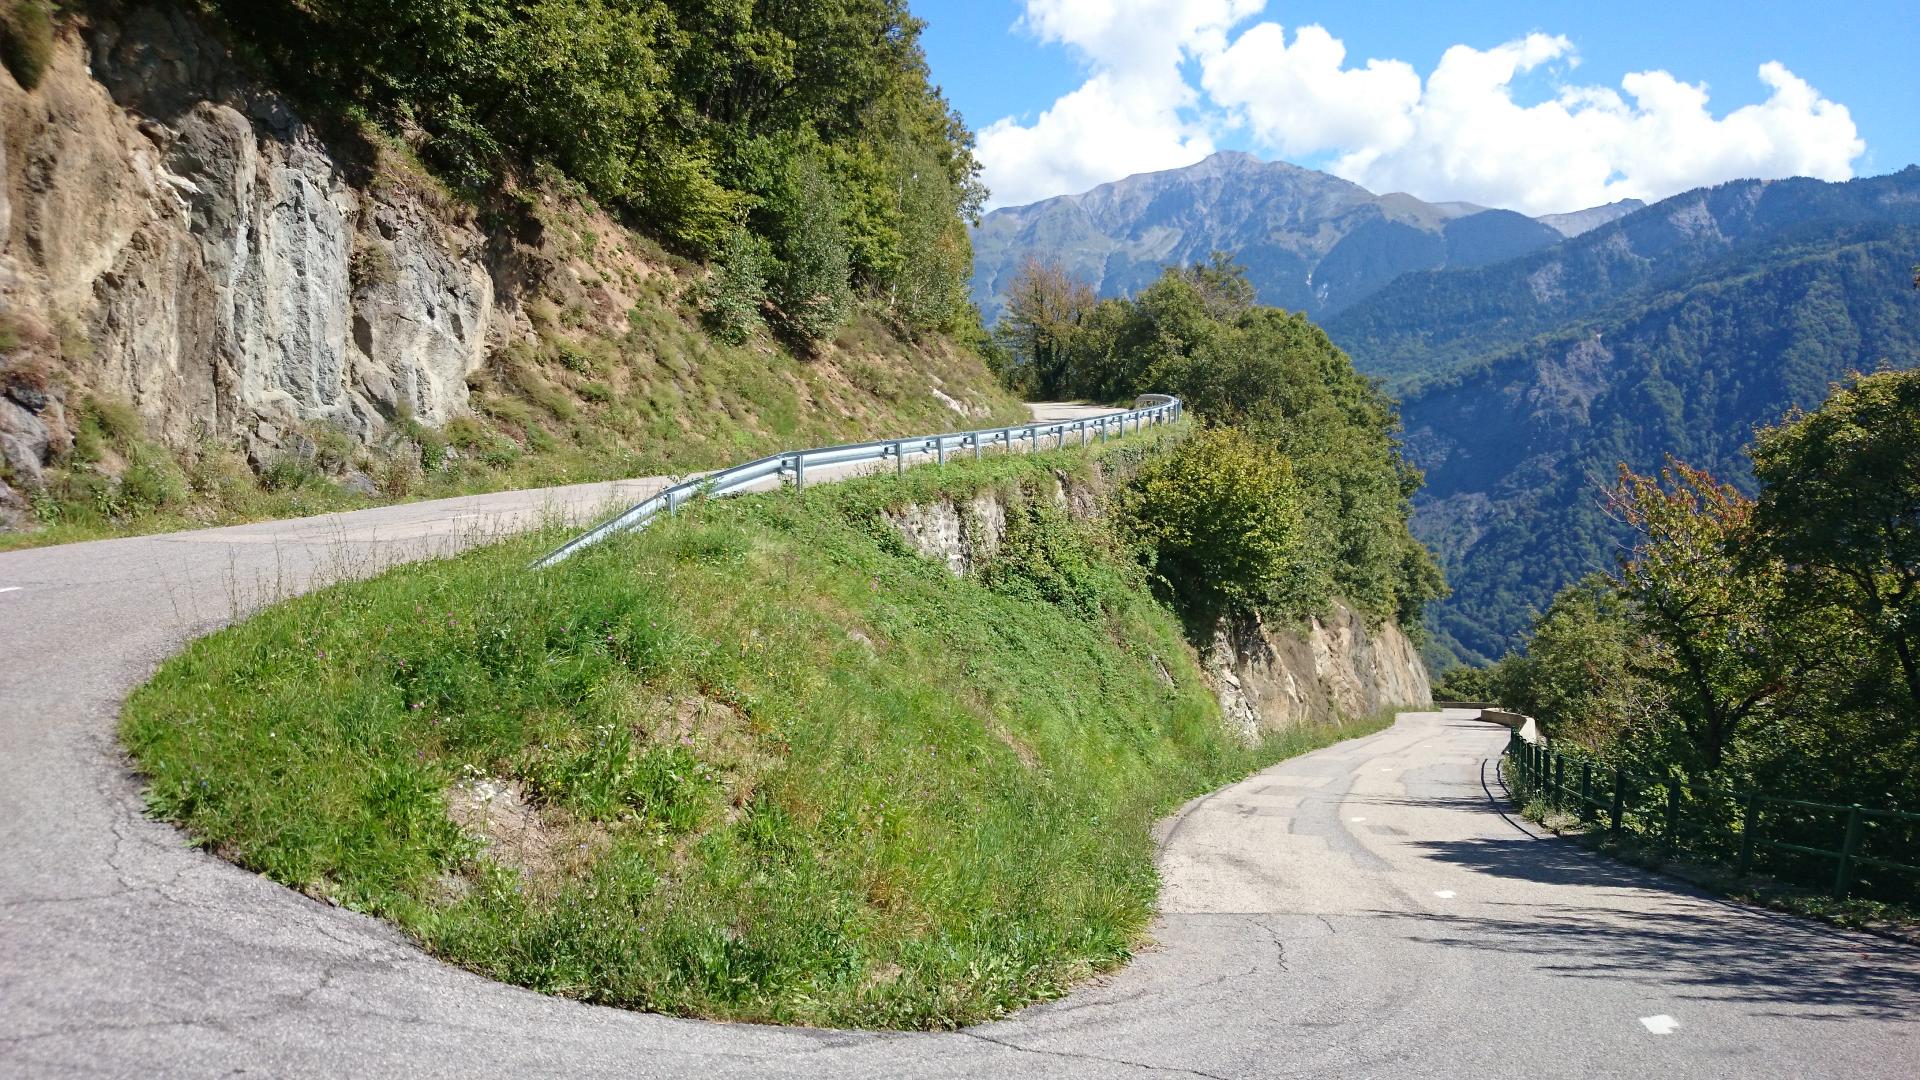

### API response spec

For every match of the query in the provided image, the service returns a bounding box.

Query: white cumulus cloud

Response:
[976,4,1867,215]
[976,1,1263,207]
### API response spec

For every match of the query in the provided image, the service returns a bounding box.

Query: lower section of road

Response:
[3,420,1916,1077]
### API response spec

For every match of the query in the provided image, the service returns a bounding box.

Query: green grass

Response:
[122,440,1393,1027]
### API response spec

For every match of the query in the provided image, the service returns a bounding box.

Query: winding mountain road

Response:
[3,404,1916,1078]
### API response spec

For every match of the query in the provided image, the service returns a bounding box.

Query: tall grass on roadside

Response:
[123,444,1390,1028]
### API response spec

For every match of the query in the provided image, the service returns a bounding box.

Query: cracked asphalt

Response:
[5,406,1918,1077]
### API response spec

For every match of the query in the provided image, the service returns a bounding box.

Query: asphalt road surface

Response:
[3,405,1916,1078]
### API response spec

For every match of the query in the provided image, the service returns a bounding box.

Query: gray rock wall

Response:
[1203,606,1432,740]
[0,6,496,478]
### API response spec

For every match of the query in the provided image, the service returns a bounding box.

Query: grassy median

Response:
[123,442,1389,1027]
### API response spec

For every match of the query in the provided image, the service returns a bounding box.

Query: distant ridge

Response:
[971,152,1622,322]
[1535,198,1647,237]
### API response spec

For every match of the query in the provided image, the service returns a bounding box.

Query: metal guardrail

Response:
[1504,731,1920,901]
[533,395,1183,567]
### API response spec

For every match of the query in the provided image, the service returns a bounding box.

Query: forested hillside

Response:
[1404,222,1920,667]
[1328,168,1920,393]
[969,151,1581,324]
[205,0,985,341]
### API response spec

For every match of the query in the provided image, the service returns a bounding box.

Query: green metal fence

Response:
[1503,732,1920,902]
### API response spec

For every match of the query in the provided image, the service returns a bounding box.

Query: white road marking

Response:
[1433,890,1456,899]
[1640,1015,1681,1035]
[1349,816,1366,822]
[0,587,20,594]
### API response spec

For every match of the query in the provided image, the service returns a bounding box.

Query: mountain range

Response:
[975,156,1920,670]
[969,151,1642,324]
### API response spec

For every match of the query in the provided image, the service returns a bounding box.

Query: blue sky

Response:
[915,1,1917,212]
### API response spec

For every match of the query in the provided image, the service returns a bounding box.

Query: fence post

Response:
[1581,762,1593,820]
[1737,792,1758,875]
[1664,782,1681,856]
[1833,806,1864,898]
[1610,764,1625,833]
[1554,753,1565,809]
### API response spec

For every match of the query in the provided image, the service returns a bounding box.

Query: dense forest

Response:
[1400,222,1920,668]
[1443,369,1920,877]
[1328,168,1920,394]
[992,256,1444,633]
[200,0,985,343]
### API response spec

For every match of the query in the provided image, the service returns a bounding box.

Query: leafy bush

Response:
[764,153,852,343]
[1122,426,1315,616]
[698,227,768,345]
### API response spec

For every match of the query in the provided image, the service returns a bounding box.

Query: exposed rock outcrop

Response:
[1202,606,1432,740]
[0,5,495,474]
[885,476,1433,740]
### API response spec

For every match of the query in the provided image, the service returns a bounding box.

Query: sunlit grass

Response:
[123,443,1389,1027]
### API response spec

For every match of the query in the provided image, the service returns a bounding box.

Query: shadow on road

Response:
[1391,835,1920,1021]
[1409,835,1673,890]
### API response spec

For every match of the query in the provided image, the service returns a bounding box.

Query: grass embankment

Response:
[123,438,1391,1027]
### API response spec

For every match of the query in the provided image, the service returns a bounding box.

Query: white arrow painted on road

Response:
[1640,1014,1681,1035]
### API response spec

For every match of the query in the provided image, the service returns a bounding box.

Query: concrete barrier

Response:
[1447,705,1543,744]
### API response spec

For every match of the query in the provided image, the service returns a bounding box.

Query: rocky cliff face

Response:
[0,6,502,496]
[1202,606,1432,740]
[885,474,1433,739]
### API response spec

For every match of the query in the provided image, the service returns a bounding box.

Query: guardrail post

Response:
[1080,422,1089,447]
[1664,782,1681,856]
[666,489,677,516]
[936,437,946,466]
[1738,792,1758,875]
[1833,806,1864,897]
[1610,765,1625,833]
[793,454,807,491]
[894,442,905,475]
[972,433,981,459]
